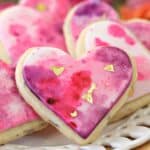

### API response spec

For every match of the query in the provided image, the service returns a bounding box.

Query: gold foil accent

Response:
[82,83,96,104]
[36,3,47,12]
[50,66,65,76]
[70,111,78,118]
[104,64,115,72]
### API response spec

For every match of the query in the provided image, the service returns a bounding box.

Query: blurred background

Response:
[0,0,149,20]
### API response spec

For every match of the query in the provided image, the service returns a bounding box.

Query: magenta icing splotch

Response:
[95,38,109,46]
[108,24,126,37]
[70,1,118,40]
[125,20,150,50]
[108,24,135,45]
[0,6,68,67]
[0,60,39,132]
[23,47,132,138]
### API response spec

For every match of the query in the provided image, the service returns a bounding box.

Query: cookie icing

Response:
[125,20,150,50]
[19,0,70,20]
[23,47,133,138]
[77,20,150,100]
[0,60,38,132]
[0,6,67,66]
[70,1,118,41]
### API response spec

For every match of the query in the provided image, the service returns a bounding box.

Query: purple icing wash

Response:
[70,1,118,40]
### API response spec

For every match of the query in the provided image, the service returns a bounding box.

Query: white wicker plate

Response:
[0,104,150,150]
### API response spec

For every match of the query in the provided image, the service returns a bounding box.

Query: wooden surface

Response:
[136,142,150,150]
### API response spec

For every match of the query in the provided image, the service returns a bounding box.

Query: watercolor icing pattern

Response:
[23,47,133,138]
[70,1,118,41]
[0,60,39,132]
[64,0,118,55]
[76,20,150,100]
[108,24,135,46]
[125,20,150,51]
[0,5,68,67]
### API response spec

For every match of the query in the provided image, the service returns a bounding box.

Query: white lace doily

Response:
[0,105,150,150]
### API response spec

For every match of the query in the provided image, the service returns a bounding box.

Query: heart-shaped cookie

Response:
[0,60,47,144]
[0,6,67,67]
[64,0,118,56]
[76,20,150,119]
[125,19,150,51]
[16,46,135,144]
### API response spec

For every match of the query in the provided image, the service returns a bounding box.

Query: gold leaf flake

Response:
[82,94,93,104]
[82,83,96,104]
[70,111,78,118]
[104,64,115,72]
[50,66,65,76]
[36,3,47,12]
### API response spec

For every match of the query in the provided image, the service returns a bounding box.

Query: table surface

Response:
[136,142,150,150]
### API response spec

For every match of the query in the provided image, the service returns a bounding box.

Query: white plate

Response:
[1,104,150,150]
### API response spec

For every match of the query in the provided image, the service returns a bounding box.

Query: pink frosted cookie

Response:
[0,60,47,144]
[70,0,85,6]
[76,20,150,120]
[19,0,71,21]
[125,19,150,51]
[16,46,135,144]
[0,6,67,67]
[64,0,118,56]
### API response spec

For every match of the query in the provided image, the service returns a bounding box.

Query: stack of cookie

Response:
[0,0,149,145]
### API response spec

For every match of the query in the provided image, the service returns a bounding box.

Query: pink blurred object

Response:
[0,2,14,11]
[125,0,150,8]
[0,6,68,67]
